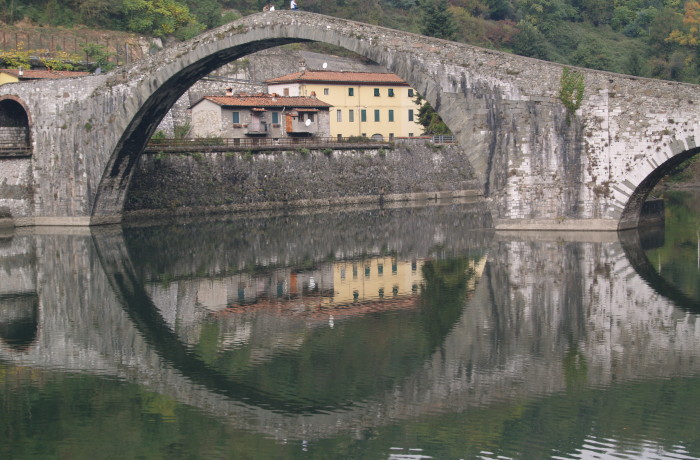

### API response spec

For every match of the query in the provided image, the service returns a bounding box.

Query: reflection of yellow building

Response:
[266,69,423,141]
[332,257,425,305]
[180,254,488,312]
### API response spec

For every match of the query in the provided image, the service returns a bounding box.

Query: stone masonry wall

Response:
[124,143,479,218]
[0,158,32,225]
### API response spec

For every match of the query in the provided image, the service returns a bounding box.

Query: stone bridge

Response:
[0,11,699,230]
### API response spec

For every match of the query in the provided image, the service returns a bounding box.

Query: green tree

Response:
[516,0,577,34]
[121,0,200,37]
[511,19,551,59]
[414,94,452,135]
[559,67,584,123]
[421,0,456,40]
[82,43,116,71]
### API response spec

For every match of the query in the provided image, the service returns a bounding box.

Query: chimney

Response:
[225,87,233,96]
[299,60,306,72]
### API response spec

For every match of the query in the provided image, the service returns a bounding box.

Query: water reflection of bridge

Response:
[1,207,700,440]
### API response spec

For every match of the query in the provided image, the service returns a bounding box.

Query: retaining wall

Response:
[124,143,480,219]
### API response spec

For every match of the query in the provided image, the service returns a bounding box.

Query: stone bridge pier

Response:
[0,11,699,230]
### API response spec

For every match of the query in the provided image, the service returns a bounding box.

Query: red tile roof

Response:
[200,94,331,108]
[0,69,90,80]
[266,70,409,85]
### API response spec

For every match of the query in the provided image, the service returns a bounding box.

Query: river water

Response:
[1,192,699,460]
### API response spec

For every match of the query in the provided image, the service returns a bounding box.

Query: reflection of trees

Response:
[193,311,431,410]
[419,257,476,350]
[637,190,700,308]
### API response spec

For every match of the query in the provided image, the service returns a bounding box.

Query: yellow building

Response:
[266,69,423,141]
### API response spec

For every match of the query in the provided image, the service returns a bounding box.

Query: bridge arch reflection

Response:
[2,202,700,442]
[94,204,494,414]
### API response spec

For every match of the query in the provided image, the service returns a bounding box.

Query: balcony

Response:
[287,120,320,136]
[245,122,268,136]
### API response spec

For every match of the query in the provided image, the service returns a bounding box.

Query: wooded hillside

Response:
[1,0,699,82]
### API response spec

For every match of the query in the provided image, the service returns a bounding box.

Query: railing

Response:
[392,135,456,145]
[431,135,456,144]
[146,136,391,152]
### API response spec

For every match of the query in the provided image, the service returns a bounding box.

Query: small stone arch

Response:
[0,294,39,352]
[618,146,700,230]
[0,96,31,156]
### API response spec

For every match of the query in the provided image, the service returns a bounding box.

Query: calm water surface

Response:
[1,196,699,460]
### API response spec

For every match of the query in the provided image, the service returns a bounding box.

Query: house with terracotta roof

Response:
[0,69,90,85]
[189,92,332,139]
[266,69,422,141]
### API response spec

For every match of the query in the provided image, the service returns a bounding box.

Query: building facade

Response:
[266,70,423,141]
[189,93,331,139]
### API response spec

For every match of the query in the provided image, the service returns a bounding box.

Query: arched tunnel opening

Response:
[0,98,31,156]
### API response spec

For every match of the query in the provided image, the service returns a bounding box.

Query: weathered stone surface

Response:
[0,11,698,229]
[124,143,479,217]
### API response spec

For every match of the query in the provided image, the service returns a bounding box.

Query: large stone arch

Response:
[90,11,492,220]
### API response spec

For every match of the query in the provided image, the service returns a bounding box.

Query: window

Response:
[349,109,354,122]
[374,109,380,122]
[348,87,354,96]
[408,109,414,122]
[232,112,240,124]
[388,110,394,122]
[408,133,414,137]
[283,88,289,96]
[374,88,380,97]
[337,110,342,122]
[361,110,367,122]
[324,88,329,95]
[308,113,314,122]
[271,112,279,124]
[378,264,384,276]
[388,88,394,97]
[365,266,371,278]
[408,89,414,97]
